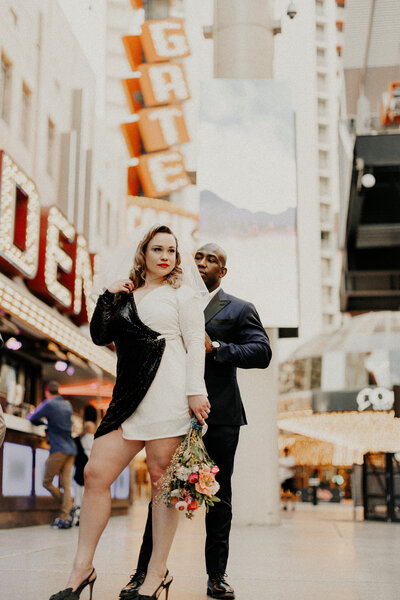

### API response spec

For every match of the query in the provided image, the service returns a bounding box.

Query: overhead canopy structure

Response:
[0,273,116,376]
[343,0,400,117]
[279,411,400,465]
[288,311,400,360]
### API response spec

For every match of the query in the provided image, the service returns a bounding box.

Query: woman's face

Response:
[144,232,177,280]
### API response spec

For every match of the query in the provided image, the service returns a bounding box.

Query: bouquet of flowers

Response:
[157,417,220,519]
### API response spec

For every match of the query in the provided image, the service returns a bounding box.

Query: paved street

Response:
[1,503,399,600]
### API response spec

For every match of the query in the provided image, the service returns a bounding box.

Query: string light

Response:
[0,152,40,277]
[45,206,76,307]
[0,273,116,375]
[73,234,97,319]
[279,411,400,465]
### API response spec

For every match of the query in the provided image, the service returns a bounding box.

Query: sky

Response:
[197,79,297,214]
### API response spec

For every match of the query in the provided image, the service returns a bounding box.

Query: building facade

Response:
[0,0,131,527]
[274,0,345,358]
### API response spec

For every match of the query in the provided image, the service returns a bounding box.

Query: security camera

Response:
[287,2,297,19]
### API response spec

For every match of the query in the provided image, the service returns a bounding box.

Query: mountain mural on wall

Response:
[199,190,296,236]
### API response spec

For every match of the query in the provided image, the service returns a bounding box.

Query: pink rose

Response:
[188,473,199,484]
[210,466,220,475]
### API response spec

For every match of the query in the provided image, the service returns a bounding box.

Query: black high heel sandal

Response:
[49,567,97,600]
[136,570,173,600]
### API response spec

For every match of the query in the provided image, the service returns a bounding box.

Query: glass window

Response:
[106,202,111,246]
[35,448,57,496]
[96,189,102,235]
[0,53,12,124]
[111,466,130,499]
[2,442,33,496]
[47,118,55,176]
[317,73,327,93]
[21,82,31,146]
[316,23,325,40]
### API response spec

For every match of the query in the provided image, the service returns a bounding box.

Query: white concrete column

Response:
[213,0,280,526]
[232,329,280,525]
[213,0,274,78]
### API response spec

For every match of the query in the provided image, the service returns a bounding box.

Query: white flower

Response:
[170,489,180,497]
[175,465,191,481]
[175,501,188,512]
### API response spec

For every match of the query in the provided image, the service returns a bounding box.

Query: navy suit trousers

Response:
[136,424,240,574]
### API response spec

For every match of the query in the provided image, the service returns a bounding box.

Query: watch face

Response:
[212,341,220,349]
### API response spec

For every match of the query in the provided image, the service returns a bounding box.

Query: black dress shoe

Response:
[120,570,147,598]
[207,573,235,599]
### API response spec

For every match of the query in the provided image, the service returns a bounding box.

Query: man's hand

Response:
[205,332,214,354]
[188,394,211,425]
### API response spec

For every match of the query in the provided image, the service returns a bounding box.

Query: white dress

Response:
[121,284,207,441]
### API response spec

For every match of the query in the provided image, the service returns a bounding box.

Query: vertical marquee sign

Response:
[0,150,97,326]
[121,10,192,198]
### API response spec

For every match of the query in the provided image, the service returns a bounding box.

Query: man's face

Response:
[194,245,227,292]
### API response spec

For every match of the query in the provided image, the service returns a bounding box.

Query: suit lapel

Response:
[204,288,230,324]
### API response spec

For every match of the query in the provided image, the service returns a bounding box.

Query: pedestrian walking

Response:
[48,225,210,600]
[279,447,296,511]
[27,380,77,528]
[122,243,272,600]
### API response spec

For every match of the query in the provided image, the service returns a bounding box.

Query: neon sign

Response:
[121,17,192,198]
[0,150,96,325]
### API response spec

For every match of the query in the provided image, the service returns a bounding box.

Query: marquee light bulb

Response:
[361,173,376,188]
[5,337,22,350]
[55,360,68,372]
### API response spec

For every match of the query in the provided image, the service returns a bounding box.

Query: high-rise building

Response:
[274,0,346,357]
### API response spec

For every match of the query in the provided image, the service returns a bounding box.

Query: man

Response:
[27,380,77,528]
[121,243,272,599]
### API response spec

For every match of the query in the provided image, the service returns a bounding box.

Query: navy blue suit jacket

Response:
[204,288,272,427]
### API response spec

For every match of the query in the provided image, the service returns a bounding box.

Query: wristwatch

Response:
[211,341,220,352]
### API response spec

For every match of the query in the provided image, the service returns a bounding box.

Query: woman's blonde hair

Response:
[129,225,183,289]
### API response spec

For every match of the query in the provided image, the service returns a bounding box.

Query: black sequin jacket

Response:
[90,290,166,439]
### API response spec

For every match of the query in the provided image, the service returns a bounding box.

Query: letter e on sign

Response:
[27,206,76,310]
[137,150,190,198]
[140,19,191,62]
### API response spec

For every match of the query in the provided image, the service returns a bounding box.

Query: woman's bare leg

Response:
[66,429,144,590]
[139,436,182,596]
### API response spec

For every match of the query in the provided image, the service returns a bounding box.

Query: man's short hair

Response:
[45,380,59,395]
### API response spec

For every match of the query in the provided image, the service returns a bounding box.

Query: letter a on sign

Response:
[139,63,190,106]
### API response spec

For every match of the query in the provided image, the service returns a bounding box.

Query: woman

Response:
[73,404,98,524]
[50,225,210,600]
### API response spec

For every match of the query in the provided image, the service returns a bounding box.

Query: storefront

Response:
[278,311,400,519]
[0,150,132,528]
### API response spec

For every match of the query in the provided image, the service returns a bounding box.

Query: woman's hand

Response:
[188,394,211,425]
[107,279,134,294]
